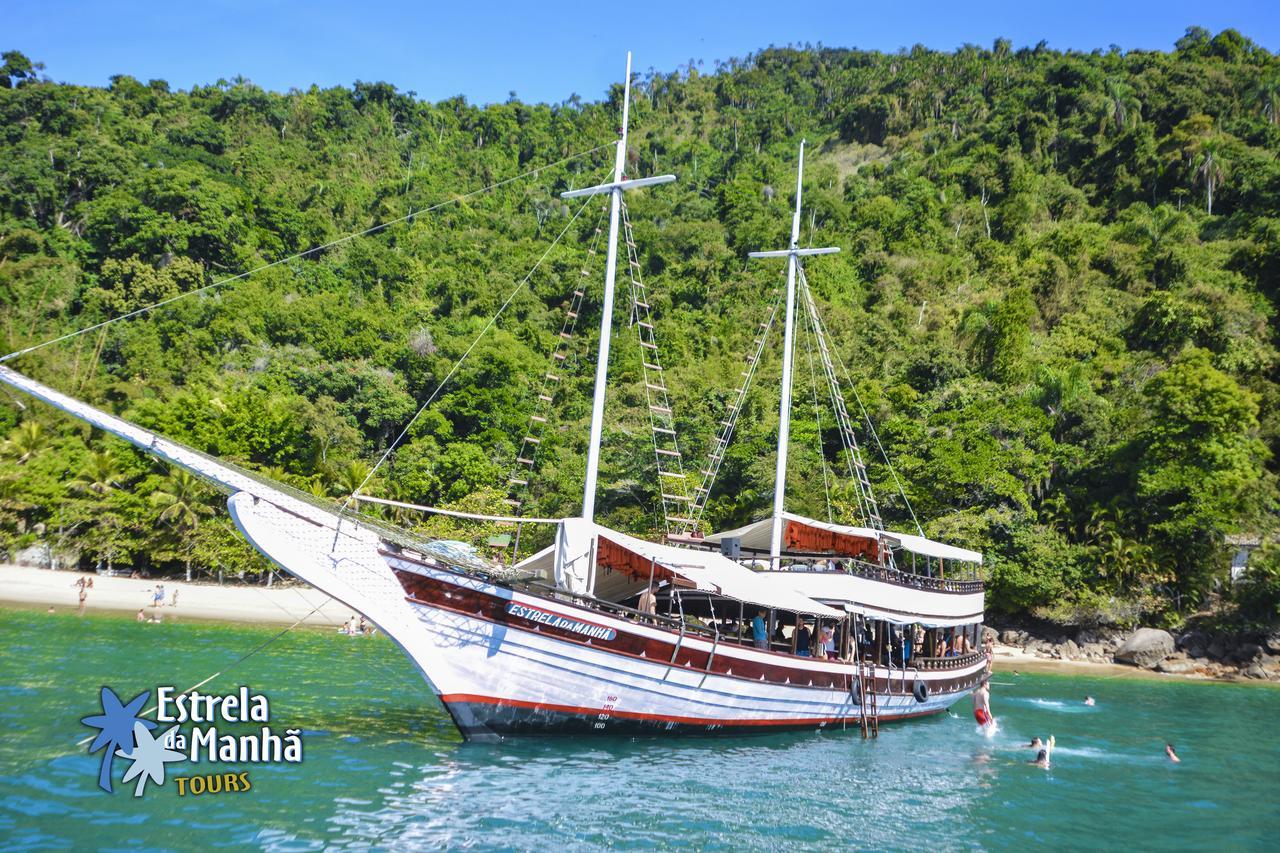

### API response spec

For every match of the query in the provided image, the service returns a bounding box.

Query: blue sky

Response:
[10,1,1278,105]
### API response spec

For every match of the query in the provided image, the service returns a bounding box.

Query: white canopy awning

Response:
[703,511,982,565]
[514,518,842,617]
[883,531,983,565]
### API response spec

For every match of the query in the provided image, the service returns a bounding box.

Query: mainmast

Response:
[747,140,839,567]
[561,53,675,523]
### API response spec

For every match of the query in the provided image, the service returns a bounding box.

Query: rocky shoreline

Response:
[989,623,1280,682]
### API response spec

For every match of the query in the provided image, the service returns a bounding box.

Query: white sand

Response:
[0,564,352,627]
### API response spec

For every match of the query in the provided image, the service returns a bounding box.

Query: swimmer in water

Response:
[1028,737,1043,749]
[1029,735,1055,768]
[1166,743,1180,763]
[1084,695,1095,706]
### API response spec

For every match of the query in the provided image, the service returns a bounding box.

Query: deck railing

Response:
[912,651,986,671]
[764,559,984,594]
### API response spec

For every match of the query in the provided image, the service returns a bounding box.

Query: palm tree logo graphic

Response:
[80,686,155,793]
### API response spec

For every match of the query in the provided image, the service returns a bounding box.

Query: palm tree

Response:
[151,469,213,581]
[1248,70,1280,126]
[70,451,122,496]
[1103,77,1141,134]
[2,421,46,463]
[329,460,372,498]
[1195,141,1226,215]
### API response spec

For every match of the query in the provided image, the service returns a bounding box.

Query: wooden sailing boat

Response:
[0,55,987,741]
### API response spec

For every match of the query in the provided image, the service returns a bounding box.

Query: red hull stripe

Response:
[439,693,941,727]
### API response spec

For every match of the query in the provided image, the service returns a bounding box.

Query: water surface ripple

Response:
[1,608,1276,850]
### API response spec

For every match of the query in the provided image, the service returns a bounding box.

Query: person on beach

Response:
[77,583,88,616]
[136,609,146,622]
[170,588,179,608]
[972,679,994,728]
[153,584,165,608]
[752,610,768,650]
[1165,743,1180,763]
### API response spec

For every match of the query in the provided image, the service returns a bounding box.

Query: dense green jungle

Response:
[2,28,1279,627]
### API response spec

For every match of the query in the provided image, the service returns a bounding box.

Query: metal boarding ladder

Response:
[620,201,695,537]
[859,657,880,739]
[798,268,885,535]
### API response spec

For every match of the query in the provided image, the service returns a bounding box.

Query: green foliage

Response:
[1,32,1278,621]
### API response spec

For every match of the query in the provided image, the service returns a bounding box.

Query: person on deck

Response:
[637,584,658,620]
[752,609,768,650]
[820,625,836,659]
[795,620,812,656]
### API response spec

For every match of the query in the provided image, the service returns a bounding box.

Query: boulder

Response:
[1114,628,1176,669]
[1244,662,1268,680]
[14,543,52,569]
[1265,631,1280,656]
[1062,639,1080,660]
[1233,643,1264,664]
[1157,659,1199,675]
[1207,638,1227,660]
[1177,630,1208,652]
[1000,629,1021,645]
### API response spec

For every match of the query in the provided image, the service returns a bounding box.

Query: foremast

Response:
[560,52,675,522]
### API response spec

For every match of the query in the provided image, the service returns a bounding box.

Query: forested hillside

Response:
[2,29,1279,623]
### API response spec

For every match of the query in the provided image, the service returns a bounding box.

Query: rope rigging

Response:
[505,202,610,561]
[802,277,924,536]
[343,192,599,511]
[0,143,614,366]
[799,286,835,524]
[687,284,784,527]
[796,264,882,531]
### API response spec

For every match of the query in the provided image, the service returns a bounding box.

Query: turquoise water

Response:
[1,607,1277,850]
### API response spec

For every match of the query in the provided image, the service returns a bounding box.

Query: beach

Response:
[0,564,351,627]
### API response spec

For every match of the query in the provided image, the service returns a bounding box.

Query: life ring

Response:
[850,676,863,707]
[912,679,929,704]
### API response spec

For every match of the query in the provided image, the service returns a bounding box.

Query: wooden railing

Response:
[912,651,986,671]
[765,559,984,594]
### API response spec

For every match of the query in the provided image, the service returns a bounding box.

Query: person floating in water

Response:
[1166,743,1180,763]
[1084,695,1095,706]
[1028,737,1043,750]
[972,679,994,729]
[1029,735,1055,768]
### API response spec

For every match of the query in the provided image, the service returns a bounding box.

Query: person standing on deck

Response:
[637,585,658,621]
[752,609,769,650]
[795,620,812,656]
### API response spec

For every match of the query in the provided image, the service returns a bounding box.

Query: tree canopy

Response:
[1,32,1278,622]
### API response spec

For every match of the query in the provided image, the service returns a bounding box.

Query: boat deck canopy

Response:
[702,511,982,565]
[515,518,842,617]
